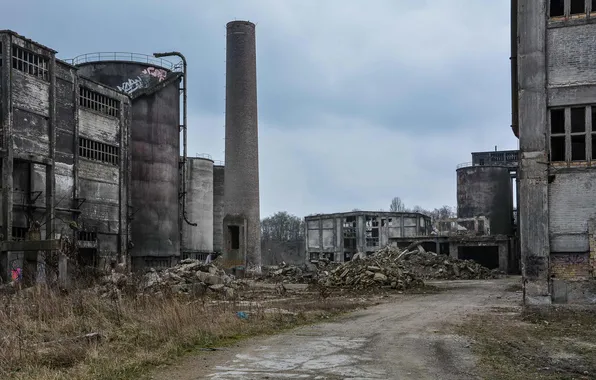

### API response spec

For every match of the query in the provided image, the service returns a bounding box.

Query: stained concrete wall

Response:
[181,157,214,255]
[213,165,225,253]
[519,1,596,304]
[223,21,261,271]
[457,165,514,236]
[0,31,131,281]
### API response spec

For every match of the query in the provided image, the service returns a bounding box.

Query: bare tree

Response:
[261,211,304,242]
[389,197,406,212]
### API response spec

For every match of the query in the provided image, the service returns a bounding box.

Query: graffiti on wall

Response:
[117,76,146,94]
[117,67,169,95]
[551,253,589,265]
[142,67,167,82]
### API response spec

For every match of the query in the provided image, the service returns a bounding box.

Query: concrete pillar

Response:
[58,254,69,288]
[498,242,508,273]
[449,242,458,260]
[518,0,551,305]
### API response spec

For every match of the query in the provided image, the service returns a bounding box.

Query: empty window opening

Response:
[592,135,596,160]
[458,246,499,270]
[78,248,98,268]
[79,87,120,118]
[381,218,387,227]
[551,136,566,162]
[571,135,586,160]
[571,107,586,133]
[309,252,320,262]
[79,137,120,166]
[388,218,394,227]
[593,0,596,12]
[344,238,356,250]
[551,109,565,134]
[550,0,565,16]
[78,230,97,241]
[344,252,352,262]
[478,220,485,234]
[229,225,240,250]
[11,45,49,81]
[12,226,28,241]
[571,0,585,14]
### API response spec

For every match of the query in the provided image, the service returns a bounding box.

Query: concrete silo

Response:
[75,56,182,270]
[212,164,225,254]
[181,156,214,259]
[223,21,261,273]
[457,165,514,235]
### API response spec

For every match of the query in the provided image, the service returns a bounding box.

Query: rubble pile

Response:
[402,249,498,280]
[99,259,242,297]
[324,248,424,291]
[261,263,314,284]
[323,244,498,290]
[260,259,340,284]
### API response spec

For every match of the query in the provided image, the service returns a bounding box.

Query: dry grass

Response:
[0,285,370,380]
[459,306,596,380]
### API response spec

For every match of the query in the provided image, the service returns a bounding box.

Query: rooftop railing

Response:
[67,52,181,72]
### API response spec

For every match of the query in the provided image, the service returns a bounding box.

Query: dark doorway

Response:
[228,225,240,249]
[458,246,499,269]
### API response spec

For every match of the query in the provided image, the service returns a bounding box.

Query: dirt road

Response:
[152,277,520,380]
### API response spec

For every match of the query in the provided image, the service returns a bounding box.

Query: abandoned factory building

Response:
[517,0,596,304]
[305,211,433,263]
[0,23,262,283]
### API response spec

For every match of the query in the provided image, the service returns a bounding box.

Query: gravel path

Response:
[151,277,520,380]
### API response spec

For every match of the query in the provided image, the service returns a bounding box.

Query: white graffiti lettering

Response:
[142,67,168,82]
[117,76,145,94]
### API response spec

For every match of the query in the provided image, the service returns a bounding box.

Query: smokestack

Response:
[222,20,261,273]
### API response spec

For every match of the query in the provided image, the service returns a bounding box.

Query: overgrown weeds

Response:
[0,285,369,380]
[459,306,596,380]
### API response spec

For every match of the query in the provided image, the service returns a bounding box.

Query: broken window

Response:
[551,136,566,162]
[551,109,565,134]
[79,87,121,118]
[229,225,240,250]
[550,108,566,162]
[592,0,596,12]
[570,0,585,14]
[78,230,97,241]
[571,107,586,133]
[12,226,27,241]
[11,45,49,81]
[571,135,586,160]
[79,137,120,166]
[550,0,565,16]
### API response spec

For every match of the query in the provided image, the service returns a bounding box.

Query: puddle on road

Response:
[207,336,386,379]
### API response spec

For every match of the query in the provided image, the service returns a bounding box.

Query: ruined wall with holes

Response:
[304,211,432,263]
[0,30,131,280]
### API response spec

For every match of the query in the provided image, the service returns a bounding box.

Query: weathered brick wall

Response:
[548,23,596,87]
[549,171,596,252]
[550,253,592,280]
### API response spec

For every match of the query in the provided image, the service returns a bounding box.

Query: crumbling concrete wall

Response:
[305,212,432,263]
[0,31,131,282]
[518,0,551,305]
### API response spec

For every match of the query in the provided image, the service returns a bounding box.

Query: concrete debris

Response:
[98,259,243,297]
[323,245,498,290]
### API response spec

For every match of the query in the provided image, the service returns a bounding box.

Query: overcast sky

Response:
[3,0,518,218]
